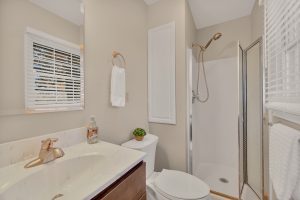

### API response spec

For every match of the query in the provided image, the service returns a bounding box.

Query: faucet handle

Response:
[41,138,58,150]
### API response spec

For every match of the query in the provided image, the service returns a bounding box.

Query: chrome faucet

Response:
[24,138,64,168]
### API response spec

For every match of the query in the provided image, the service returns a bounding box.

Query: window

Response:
[25,28,84,112]
[265,0,300,115]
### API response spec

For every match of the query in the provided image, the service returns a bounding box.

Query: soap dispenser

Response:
[87,116,98,144]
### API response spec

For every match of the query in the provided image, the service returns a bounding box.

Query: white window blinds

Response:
[265,0,300,115]
[25,29,84,112]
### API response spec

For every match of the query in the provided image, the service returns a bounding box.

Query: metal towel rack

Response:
[112,51,126,68]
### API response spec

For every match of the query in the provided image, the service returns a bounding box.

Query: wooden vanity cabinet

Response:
[92,162,146,200]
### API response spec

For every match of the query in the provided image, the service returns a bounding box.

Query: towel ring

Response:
[112,51,126,68]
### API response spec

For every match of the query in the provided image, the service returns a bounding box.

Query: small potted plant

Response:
[133,128,146,141]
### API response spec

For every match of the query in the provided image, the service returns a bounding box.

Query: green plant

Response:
[132,128,146,137]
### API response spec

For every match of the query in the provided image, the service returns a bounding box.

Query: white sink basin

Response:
[2,155,105,199]
[0,142,145,200]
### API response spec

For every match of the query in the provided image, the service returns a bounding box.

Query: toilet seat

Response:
[153,169,210,200]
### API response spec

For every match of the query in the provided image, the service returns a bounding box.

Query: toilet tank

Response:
[122,134,158,178]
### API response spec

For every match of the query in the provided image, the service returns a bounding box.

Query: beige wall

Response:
[147,0,196,171]
[251,0,264,40]
[0,0,149,144]
[84,0,148,144]
[185,1,197,49]
[196,16,252,61]
[0,0,83,143]
[147,0,186,172]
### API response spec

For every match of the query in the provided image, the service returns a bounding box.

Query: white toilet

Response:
[122,134,211,200]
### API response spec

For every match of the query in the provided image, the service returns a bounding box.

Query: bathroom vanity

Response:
[0,128,146,200]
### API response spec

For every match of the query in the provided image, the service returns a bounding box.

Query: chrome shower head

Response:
[204,32,222,49]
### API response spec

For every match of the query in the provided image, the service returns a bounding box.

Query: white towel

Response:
[269,124,300,200]
[293,141,300,200]
[111,65,126,107]
[293,181,300,200]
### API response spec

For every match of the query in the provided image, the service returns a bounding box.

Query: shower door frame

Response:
[239,37,265,200]
[186,48,193,174]
[238,42,246,198]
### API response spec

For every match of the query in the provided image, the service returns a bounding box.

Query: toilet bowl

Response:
[122,134,211,200]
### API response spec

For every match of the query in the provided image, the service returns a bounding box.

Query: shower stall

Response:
[189,55,240,199]
[187,36,265,199]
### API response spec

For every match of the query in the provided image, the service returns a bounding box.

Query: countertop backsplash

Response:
[0,127,87,168]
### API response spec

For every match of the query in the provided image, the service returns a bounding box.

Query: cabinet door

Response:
[148,22,176,124]
[138,193,146,200]
[93,162,146,200]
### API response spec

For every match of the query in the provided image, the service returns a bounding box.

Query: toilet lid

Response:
[154,169,210,200]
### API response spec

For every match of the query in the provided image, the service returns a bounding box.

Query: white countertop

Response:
[0,141,145,200]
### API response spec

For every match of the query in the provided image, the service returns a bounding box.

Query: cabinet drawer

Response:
[92,162,146,200]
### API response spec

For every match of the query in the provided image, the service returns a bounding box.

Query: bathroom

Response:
[0,0,299,200]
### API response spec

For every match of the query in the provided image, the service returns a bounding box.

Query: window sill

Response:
[25,107,84,114]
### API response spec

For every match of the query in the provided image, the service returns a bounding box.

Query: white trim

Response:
[25,107,84,114]
[26,27,80,50]
[148,22,176,125]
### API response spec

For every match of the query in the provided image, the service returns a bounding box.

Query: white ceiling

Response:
[30,0,84,26]
[188,0,256,29]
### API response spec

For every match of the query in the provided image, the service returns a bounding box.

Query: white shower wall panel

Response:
[192,57,239,196]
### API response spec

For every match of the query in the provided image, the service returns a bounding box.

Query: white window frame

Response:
[25,27,84,113]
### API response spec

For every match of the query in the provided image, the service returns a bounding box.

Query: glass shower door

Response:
[239,38,264,200]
